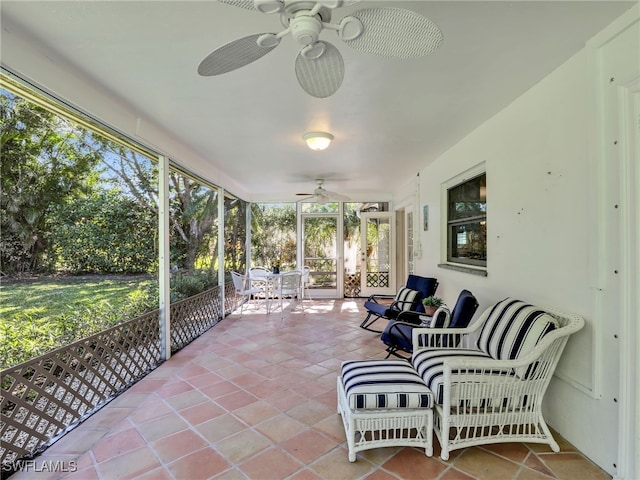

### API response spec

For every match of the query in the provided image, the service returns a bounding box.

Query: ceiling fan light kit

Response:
[303,132,333,151]
[200,0,443,98]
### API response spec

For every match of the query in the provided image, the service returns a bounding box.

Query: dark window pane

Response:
[448,174,486,221]
[448,221,487,265]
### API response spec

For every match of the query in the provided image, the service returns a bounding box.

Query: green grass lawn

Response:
[0,275,157,370]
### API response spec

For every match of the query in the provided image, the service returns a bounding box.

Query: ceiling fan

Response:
[296,179,350,204]
[198,0,443,98]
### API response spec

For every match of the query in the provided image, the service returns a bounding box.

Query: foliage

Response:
[303,216,336,259]
[343,203,362,245]
[422,296,444,307]
[251,203,296,269]
[0,275,157,368]
[1,88,221,288]
[89,134,221,275]
[222,195,246,274]
[0,269,226,369]
[46,190,157,273]
[169,173,219,271]
[0,92,101,273]
[170,269,217,302]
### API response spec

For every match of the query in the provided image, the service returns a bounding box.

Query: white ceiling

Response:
[1,1,635,202]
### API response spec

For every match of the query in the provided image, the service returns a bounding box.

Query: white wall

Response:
[398,8,639,477]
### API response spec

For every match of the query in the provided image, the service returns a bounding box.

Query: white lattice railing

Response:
[1,284,228,471]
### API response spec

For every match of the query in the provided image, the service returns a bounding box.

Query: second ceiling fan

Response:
[198,0,443,98]
[296,179,349,204]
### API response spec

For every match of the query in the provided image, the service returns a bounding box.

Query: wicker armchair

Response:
[411,298,584,460]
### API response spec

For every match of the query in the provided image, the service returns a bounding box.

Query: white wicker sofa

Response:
[411,297,584,460]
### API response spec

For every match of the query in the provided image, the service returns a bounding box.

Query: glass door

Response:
[301,214,340,298]
[360,212,395,297]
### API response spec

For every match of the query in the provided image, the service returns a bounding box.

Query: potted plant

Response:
[422,296,443,316]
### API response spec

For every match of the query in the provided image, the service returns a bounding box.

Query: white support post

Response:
[246,201,252,274]
[218,187,225,313]
[158,155,171,360]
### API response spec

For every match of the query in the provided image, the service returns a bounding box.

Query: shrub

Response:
[170,269,217,302]
[46,191,157,274]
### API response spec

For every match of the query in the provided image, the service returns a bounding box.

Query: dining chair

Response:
[249,266,270,297]
[272,271,304,317]
[231,271,263,313]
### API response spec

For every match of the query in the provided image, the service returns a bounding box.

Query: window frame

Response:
[440,163,487,273]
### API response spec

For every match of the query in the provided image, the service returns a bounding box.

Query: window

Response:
[446,172,486,267]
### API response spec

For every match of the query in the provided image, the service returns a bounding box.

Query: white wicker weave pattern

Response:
[411,302,585,460]
[337,377,433,462]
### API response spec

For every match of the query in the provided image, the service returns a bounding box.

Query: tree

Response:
[251,203,296,269]
[0,92,100,273]
[224,196,247,274]
[88,134,220,273]
[170,172,219,271]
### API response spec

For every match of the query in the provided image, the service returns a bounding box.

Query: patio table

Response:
[249,271,282,314]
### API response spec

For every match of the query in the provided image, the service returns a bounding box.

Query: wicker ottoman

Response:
[337,359,434,462]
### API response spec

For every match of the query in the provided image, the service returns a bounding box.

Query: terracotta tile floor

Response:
[14,299,611,480]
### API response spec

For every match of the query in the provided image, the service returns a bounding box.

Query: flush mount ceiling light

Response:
[303,132,334,151]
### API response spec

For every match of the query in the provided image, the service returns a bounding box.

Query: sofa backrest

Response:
[476,298,559,361]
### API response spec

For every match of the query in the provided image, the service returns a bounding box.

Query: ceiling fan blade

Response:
[343,7,443,58]
[198,34,278,76]
[217,0,258,11]
[295,41,344,98]
[318,0,360,7]
[326,191,350,201]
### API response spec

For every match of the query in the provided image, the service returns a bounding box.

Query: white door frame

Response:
[359,211,396,297]
[298,211,342,298]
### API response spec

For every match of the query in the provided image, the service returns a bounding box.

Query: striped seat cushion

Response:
[340,359,434,410]
[476,298,559,361]
[412,349,499,404]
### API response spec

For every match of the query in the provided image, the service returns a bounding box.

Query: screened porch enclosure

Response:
[0,76,397,469]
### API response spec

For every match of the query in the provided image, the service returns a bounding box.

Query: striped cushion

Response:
[412,349,497,404]
[341,359,434,410]
[393,287,421,312]
[476,298,559,361]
